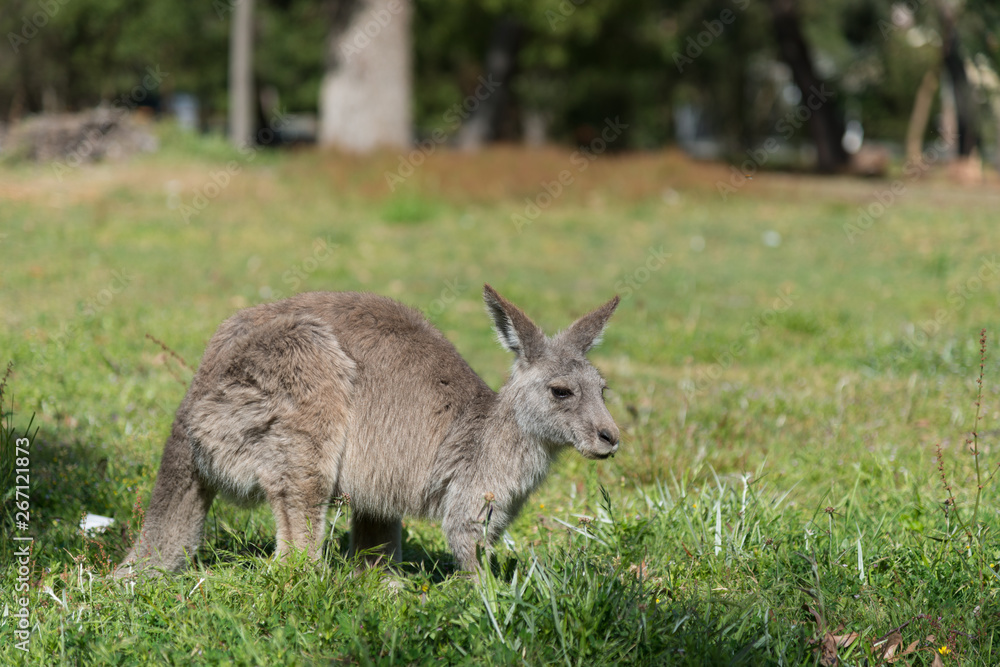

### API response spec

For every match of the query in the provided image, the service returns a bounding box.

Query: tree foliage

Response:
[1,0,997,155]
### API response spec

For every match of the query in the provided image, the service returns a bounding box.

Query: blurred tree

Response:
[906,70,939,162]
[510,0,677,149]
[318,0,412,151]
[229,0,256,146]
[0,0,227,120]
[0,0,324,129]
[455,15,522,149]
[254,0,327,113]
[859,0,940,147]
[0,0,995,169]
[962,0,1000,164]
[939,0,979,157]
[413,0,681,149]
[659,0,774,155]
[769,0,848,172]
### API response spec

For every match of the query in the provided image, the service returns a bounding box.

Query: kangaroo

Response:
[116,285,620,576]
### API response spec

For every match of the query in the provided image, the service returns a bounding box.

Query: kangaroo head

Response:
[483,284,620,460]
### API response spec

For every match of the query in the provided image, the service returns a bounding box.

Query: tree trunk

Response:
[457,17,522,150]
[768,0,848,172]
[939,4,979,157]
[905,69,939,163]
[939,71,958,159]
[991,92,1000,172]
[319,0,412,152]
[228,0,255,147]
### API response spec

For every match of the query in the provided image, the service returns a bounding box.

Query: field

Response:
[2,129,999,665]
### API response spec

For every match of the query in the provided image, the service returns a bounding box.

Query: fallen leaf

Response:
[887,639,919,663]
[931,651,944,667]
[832,632,858,648]
[819,633,838,666]
[877,631,903,660]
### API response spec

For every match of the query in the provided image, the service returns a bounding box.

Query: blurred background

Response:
[1,0,998,173]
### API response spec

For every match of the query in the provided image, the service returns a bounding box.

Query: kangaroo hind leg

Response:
[242,313,357,562]
[265,471,336,560]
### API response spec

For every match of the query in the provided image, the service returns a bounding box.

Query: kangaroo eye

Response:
[550,386,573,399]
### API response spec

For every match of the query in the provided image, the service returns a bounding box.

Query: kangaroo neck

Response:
[478,384,554,498]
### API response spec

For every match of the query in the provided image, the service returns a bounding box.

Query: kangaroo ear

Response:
[483,285,546,361]
[558,295,620,354]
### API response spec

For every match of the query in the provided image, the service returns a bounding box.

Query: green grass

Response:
[1,136,999,664]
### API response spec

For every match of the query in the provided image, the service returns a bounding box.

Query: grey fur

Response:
[116,285,620,575]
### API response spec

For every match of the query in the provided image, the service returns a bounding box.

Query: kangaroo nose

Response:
[598,428,618,447]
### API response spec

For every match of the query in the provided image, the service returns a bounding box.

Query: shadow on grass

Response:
[1,424,147,572]
[186,504,463,583]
